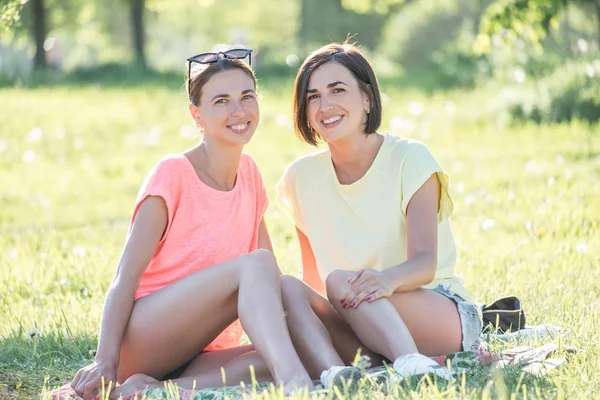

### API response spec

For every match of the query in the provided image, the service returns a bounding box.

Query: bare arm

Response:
[341,174,441,307]
[385,173,440,292]
[297,227,326,296]
[257,218,274,252]
[72,196,167,399]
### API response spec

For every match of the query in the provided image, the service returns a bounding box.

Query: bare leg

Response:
[280,275,383,379]
[117,249,312,391]
[110,347,271,398]
[178,345,271,387]
[325,270,461,361]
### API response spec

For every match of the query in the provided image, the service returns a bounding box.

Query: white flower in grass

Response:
[464,195,475,205]
[585,64,595,78]
[547,177,556,187]
[482,219,495,231]
[508,191,515,201]
[23,149,36,163]
[72,246,86,258]
[577,38,589,53]
[453,181,464,193]
[576,243,588,253]
[26,328,40,341]
[285,54,299,67]
[180,124,196,138]
[513,67,526,84]
[275,114,291,128]
[390,116,415,133]
[9,249,18,258]
[0,140,7,153]
[26,127,43,142]
[409,102,424,117]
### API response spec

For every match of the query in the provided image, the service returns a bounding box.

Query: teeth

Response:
[323,116,341,124]
[230,123,248,131]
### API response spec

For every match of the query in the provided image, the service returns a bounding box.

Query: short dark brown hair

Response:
[293,43,382,146]
[186,57,256,106]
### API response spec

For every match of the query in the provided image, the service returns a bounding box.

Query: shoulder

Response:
[383,133,432,159]
[143,154,188,187]
[239,152,265,183]
[240,152,260,171]
[152,153,188,173]
[283,148,330,182]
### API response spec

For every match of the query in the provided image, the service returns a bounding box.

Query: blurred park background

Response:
[1,0,599,399]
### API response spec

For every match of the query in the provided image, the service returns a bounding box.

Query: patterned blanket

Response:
[49,338,576,400]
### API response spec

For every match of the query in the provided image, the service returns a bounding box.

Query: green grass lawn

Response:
[0,77,598,399]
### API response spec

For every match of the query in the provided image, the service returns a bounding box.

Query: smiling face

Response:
[190,68,259,146]
[305,62,371,144]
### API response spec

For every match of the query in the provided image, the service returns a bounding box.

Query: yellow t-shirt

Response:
[276,133,475,304]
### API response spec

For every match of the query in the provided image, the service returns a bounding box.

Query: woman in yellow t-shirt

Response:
[276,43,482,386]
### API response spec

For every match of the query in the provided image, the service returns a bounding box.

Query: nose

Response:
[319,95,334,112]
[231,100,246,118]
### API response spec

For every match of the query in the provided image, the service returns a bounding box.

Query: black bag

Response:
[480,296,527,334]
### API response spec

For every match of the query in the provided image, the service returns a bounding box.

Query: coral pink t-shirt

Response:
[129,153,269,351]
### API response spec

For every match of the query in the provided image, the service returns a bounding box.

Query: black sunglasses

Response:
[186,48,253,93]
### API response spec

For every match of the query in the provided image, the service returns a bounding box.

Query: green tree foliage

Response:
[477,0,600,54]
[0,0,27,31]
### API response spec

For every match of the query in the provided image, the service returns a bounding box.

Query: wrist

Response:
[382,268,402,292]
[94,351,119,368]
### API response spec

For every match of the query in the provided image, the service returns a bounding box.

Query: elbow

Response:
[421,251,437,285]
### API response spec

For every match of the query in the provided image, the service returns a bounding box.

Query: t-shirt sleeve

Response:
[276,166,307,234]
[128,157,181,245]
[400,142,454,222]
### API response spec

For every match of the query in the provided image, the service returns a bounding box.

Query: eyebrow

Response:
[306,81,347,94]
[211,89,256,102]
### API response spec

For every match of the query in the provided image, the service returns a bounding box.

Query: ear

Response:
[189,104,204,128]
[363,84,372,113]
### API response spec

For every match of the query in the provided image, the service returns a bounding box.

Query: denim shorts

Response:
[431,284,482,352]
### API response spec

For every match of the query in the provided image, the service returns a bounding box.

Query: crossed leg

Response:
[109,249,311,398]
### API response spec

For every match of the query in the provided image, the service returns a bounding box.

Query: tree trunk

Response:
[595,0,600,47]
[32,0,47,70]
[131,0,146,69]
[298,0,309,56]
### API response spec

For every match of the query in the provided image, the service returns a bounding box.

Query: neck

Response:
[194,136,243,191]
[328,132,384,184]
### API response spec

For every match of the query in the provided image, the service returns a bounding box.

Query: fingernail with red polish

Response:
[365,296,372,301]
[340,298,344,304]
[350,302,356,308]
[342,303,347,309]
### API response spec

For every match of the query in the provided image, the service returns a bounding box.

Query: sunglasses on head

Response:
[186,48,253,94]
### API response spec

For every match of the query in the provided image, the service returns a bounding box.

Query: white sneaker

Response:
[319,365,363,390]
[392,353,454,381]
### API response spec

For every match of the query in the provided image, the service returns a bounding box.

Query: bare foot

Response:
[282,375,314,395]
[109,374,160,399]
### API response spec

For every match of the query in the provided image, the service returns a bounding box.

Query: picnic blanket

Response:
[50,325,575,400]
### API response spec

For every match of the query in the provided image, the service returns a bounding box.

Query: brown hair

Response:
[186,57,256,106]
[293,43,383,146]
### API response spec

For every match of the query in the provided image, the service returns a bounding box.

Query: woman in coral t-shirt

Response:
[69,49,312,400]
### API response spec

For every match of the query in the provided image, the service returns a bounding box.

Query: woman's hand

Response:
[70,359,118,400]
[339,268,395,309]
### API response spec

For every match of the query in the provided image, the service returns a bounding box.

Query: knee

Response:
[244,249,279,278]
[325,270,353,300]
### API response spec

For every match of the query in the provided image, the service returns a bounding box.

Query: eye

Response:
[242,94,255,101]
[332,88,345,94]
[214,98,228,105]
[308,94,319,101]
